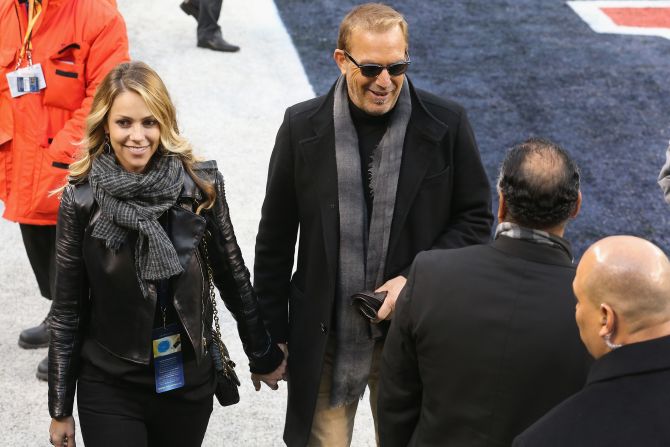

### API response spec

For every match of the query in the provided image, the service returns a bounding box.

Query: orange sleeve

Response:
[48,7,130,163]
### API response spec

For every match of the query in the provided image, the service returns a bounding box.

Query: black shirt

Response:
[348,100,394,222]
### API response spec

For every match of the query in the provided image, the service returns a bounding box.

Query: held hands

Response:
[49,416,76,447]
[375,275,407,321]
[251,343,288,391]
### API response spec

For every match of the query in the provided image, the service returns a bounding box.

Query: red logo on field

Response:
[568,1,670,40]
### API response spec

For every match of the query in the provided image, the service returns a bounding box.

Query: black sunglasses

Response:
[343,51,411,78]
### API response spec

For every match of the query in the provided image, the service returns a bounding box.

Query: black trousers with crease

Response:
[193,0,223,41]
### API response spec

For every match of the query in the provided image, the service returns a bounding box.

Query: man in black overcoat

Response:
[253,3,492,446]
[378,138,592,446]
[514,236,670,447]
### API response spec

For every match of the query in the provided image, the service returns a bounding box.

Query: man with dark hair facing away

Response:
[378,138,592,447]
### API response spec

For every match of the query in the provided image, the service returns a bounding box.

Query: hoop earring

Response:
[603,333,622,350]
[103,135,112,154]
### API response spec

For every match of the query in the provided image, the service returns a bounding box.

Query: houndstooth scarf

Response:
[89,152,185,298]
[331,74,412,407]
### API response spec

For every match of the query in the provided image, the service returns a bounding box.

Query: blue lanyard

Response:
[157,215,172,328]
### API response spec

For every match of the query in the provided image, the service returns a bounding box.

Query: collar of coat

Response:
[491,235,575,268]
[587,334,670,385]
[306,76,449,145]
[181,159,218,201]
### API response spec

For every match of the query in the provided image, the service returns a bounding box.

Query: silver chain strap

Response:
[201,235,236,378]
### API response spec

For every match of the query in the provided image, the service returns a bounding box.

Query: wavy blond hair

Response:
[68,61,215,212]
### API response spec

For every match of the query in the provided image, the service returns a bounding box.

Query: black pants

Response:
[77,380,213,447]
[19,224,56,300]
[194,0,223,41]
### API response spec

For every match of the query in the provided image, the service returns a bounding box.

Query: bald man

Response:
[514,236,670,447]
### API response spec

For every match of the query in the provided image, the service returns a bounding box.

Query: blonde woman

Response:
[47,61,285,447]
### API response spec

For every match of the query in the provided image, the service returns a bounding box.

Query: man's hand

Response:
[375,275,407,320]
[49,416,76,447]
[251,343,288,391]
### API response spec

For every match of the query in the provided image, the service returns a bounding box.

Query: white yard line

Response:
[568,1,670,40]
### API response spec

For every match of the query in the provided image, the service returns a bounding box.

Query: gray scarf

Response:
[332,75,412,407]
[89,152,185,298]
[495,222,573,261]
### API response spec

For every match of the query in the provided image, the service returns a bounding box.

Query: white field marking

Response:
[567,1,670,40]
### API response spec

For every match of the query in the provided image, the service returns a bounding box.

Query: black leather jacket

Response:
[48,160,283,418]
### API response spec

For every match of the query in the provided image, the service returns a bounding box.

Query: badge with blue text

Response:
[152,323,185,393]
[6,63,46,98]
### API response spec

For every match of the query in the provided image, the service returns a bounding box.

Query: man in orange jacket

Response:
[0,0,129,380]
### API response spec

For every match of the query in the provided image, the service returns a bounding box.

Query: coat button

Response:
[320,322,327,334]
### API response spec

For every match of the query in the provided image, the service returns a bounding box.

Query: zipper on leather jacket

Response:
[194,237,209,356]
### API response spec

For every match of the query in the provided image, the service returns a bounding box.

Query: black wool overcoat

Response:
[514,335,670,447]
[378,236,592,446]
[254,79,493,447]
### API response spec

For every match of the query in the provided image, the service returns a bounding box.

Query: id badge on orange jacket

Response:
[6,63,46,98]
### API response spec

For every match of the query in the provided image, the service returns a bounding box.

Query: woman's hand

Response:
[251,343,288,391]
[49,416,76,446]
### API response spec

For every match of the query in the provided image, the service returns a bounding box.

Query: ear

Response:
[497,191,507,223]
[598,302,616,338]
[103,123,109,134]
[570,190,582,218]
[334,49,347,75]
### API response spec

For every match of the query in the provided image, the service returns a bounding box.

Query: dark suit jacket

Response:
[514,335,670,447]
[378,236,592,447]
[254,79,492,446]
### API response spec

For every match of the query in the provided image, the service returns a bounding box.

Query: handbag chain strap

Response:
[201,234,237,378]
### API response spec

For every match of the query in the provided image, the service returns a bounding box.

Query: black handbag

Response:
[210,327,241,406]
[202,237,241,406]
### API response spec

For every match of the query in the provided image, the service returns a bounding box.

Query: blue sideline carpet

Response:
[275,0,670,256]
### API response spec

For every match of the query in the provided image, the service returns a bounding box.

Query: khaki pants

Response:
[307,340,384,447]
